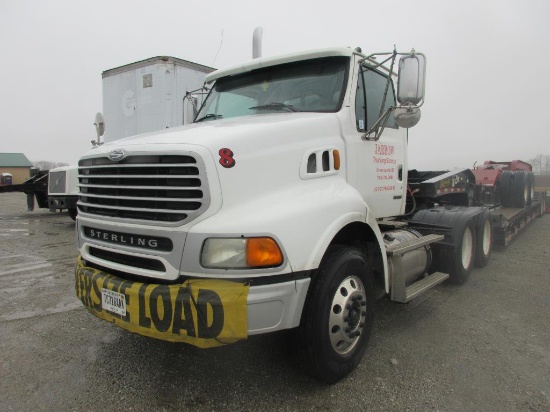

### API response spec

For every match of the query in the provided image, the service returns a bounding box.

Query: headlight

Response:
[201,237,283,269]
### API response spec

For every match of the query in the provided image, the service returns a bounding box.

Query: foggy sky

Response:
[1,0,549,170]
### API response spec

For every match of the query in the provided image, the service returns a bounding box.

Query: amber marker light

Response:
[333,150,341,170]
[246,237,283,267]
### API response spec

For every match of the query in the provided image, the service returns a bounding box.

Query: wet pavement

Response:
[1,192,549,411]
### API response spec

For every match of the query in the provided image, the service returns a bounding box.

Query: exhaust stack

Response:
[253,27,263,59]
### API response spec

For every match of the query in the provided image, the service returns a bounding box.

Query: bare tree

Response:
[544,155,550,175]
[529,157,540,174]
[33,160,69,171]
[529,154,545,174]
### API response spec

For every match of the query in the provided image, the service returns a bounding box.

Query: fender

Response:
[187,178,390,293]
[187,178,383,275]
[308,204,390,293]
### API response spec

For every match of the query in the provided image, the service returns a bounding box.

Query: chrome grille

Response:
[78,154,209,224]
[49,170,66,193]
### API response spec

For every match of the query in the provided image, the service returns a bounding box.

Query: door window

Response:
[355,66,397,132]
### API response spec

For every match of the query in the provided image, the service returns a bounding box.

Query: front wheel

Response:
[296,246,375,384]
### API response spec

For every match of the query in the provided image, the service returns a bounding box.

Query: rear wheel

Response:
[444,220,475,284]
[474,211,492,268]
[296,246,375,384]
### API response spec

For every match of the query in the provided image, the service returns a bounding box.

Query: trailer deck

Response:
[490,200,544,246]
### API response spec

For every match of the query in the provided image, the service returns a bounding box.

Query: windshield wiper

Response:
[195,113,223,123]
[249,103,300,112]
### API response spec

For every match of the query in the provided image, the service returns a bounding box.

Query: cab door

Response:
[352,60,408,218]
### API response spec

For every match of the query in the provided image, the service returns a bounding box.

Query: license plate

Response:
[101,288,127,316]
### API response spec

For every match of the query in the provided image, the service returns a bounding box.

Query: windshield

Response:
[195,56,349,122]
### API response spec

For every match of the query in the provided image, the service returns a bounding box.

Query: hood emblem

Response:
[109,149,126,162]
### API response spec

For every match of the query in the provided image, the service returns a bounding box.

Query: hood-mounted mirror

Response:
[92,112,105,147]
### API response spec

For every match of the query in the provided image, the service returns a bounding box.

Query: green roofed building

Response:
[0,153,33,185]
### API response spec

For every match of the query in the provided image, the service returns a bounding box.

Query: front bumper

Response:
[75,257,310,347]
[48,195,78,212]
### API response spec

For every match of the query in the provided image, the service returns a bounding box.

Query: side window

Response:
[355,70,367,131]
[356,66,397,131]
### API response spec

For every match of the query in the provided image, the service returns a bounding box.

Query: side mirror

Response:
[394,106,421,128]
[94,112,105,138]
[92,112,105,146]
[397,53,426,106]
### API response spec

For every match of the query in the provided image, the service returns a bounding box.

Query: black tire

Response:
[499,171,512,207]
[296,246,375,384]
[537,194,546,218]
[68,208,77,221]
[474,210,492,268]
[526,172,535,205]
[511,171,528,208]
[442,220,476,284]
[465,184,475,207]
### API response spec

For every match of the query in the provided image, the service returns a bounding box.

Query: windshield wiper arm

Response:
[195,113,223,123]
[249,103,300,112]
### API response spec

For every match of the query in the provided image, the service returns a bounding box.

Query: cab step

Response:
[399,272,449,302]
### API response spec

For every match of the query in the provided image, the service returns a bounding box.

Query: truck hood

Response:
[92,112,340,154]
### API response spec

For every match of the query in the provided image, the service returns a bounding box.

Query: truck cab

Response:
[76,47,450,383]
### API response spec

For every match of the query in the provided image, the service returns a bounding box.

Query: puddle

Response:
[0,254,52,277]
[1,300,82,321]
[0,229,30,237]
[51,222,75,227]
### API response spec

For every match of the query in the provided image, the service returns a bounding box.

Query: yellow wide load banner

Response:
[75,257,249,348]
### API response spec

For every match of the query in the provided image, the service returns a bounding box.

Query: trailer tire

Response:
[68,208,77,221]
[511,171,528,208]
[296,246,375,384]
[538,194,546,218]
[446,220,475,284]
[526,172,535,205]
[499,171,513,207]
[474,210,492,268]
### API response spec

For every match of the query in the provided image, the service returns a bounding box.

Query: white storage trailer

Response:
[102,56,215,143]
[2,56,215,219]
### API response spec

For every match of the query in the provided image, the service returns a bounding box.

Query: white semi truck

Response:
[74,46,514,383]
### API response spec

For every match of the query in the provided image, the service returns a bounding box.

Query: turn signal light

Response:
[333,150,341,170]
[246,238,283,267]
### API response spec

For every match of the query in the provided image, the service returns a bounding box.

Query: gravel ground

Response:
[1,192,549,411]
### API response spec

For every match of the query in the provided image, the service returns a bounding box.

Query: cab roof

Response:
[205,47,356,84]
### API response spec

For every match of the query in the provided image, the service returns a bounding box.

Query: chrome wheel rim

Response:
[328,276,367,355]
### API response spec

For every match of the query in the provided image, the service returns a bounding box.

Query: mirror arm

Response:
[359,54,394,72]
[362,106,394,141]
[185,85,210,113]
[362,47,397,142]
[378,47,397,121]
